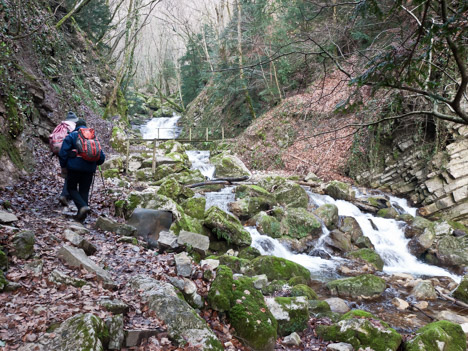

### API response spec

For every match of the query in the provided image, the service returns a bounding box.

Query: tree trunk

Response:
[55,0,92,29]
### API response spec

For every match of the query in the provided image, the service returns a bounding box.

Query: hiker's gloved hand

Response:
[60,168,68,178]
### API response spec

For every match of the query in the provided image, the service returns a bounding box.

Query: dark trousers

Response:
[60,178,70,198]
[67,170,94,210]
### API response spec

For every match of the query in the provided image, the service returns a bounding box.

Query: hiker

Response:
[59,119,105,221]
[49,111,78,206]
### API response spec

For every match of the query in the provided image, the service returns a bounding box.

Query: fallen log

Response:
[187,176,250,188]
[435,286,468,308]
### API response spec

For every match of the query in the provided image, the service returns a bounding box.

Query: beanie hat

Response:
[66,111,79,122]
[76,119,87,127]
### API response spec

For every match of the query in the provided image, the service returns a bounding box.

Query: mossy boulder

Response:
[182,197,206,220]
[408,227,436,256]
[158,140,187,155]
[326,230,354,253]
[453,273,468,303]
[228,276,277,351]
[266,296,309,336]
[110,126,127,153]
[12,230,35,259]
[316,310,402,351]
[247,256,311,282]
[116,190,182,220]
[211,152,251,178]
[431,235,468,268]
[324,181,355,201]
[228,196,274,220]
[253,212,282,238]
[326,274,386,298]
[157,178,195,203]
[339,216,364,242]
[308,300,331,315]
[218,255,250,274]
[238,247,261,260]
[204,207,252,247]
[403,320,466,351]
[262,280,289,295]
[102,168,120,179]
[235,184,274,200]
[281,208,322,239]
[348,249,384,271]
[207,265,234,312]
[273,182,309,209]
[153,163,187,181]
[288,276,309,286]
[376,207,399,219]
[290,284,318,299]
[170,213,207,235]
[314,204,339,229]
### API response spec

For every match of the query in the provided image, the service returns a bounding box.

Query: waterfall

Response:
[141,115,182,139]
[186,150,216,180]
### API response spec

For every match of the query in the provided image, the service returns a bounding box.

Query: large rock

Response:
[12,230,35,259]
[58,246,116,289]
[177,230,210,256]
[204,207,251,247]
[404,320,466,351]
[347,248,384,271]
[129,275,223,350]
[324,297,350,314]
[326,274,386,299]
[314,204,339,229]
[182,197,206,220]
[106,314,125,350]
[429,235,468,268]
[157,178,195,203]
[411,280,437,300]
[280,208,322,239]
[253,211,282,238]
[247,256,311,282]
[235,184,275,201]
[265,296,309,336]
[316,310,402,351]
[63,229,97,256]
[95,216,137,237]
[228,196,274,220]
[207,265,235,312]
[18,313,107,351]
[325,229,354,253]
[339,217,364,244]
[408,227,435,256]
[453,273,468,303]
[210,152,251,178]
[258,176,309,208]
[324,181,355,201]
[127,209,173,248]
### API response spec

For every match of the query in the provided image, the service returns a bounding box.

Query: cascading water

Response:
[205,186,236,213]
[141,115,182,139]
[186,150,216,180]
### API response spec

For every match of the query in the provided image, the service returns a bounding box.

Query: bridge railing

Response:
[124,126,229,174]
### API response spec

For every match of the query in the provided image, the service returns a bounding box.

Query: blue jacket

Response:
[59,126,105,173]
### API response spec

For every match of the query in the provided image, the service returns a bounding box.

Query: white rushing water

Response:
[186,150,216,179]
[205,186,236,213]
[141,115,182,139]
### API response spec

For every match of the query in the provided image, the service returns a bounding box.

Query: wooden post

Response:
[189,128,192,141]
[125,140,130,173]
[157,128,160,140]
[152,139,157,174]
[222,127,225,140]
[206,127,209,141]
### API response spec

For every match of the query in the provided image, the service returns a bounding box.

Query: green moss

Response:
[314,204,339,229]
[0,134,23,169]
[182,197,206,220]
[157,178,195,203]
[326,274,386,298]
[290,284,318,299]
[204,207,252,247]
[235,184,272,200]
[376,208,399,219]
[281,208,322,239]
[247,256,311,282]
[404,320,466,351]
[288,276,308,286]
[254,212,282,238]
[207,265,234,312]
[238,247,261,260]
[453,274,468,303]
[273,296,309,336]
[262,280,289,295]
[218,255,250,274]
[6,94,24,138]
[308,300,331,314]
[170,213,206,235]
[448,221,468,233]
[348,248,384,271]
[102,169,119,179]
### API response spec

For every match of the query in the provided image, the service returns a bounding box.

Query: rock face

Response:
[355,123,468,225]
[316,310,402,351]
[127,208,173,248]
[18,313,107,351]
[129,275,223,350]
[404,320,466,351]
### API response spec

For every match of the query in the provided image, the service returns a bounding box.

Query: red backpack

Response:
[76,128,102,162]
[49,121,76,155]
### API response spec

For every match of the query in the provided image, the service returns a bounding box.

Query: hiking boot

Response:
[76,206,90,222]
[59,196,68,206]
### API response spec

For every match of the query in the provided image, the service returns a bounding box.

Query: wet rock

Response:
[177,230,210,256]
[157,178,195,204]
[281,208,322,239]
[347,248,384,271]
[339,216,363,242]
[309,248,332,259]
[376,207,399,219]
[129,275,223,350]
[391,297,409,311]
[453,274,468,303]
[12,230,35,259]
[99,298,129,314]
[127,208,173,248]
[175,252,192,277]
[253,211,282,238]
[327,274,386,299]
[211,152,251,178]
[324,181,355,201]
[64,229,97,256]
[327,343,353,351]
[437,310,468,324]
[228,196,273,220]
[204,207,252,247]
[404,320,466,351]
[326,230,353,253]
[58,245,116,289]
[324,297,350,314]
[412,280,437,300]
[266,296,309,336]
[252,274,268,289]
[0,210,18,224]
[408,227,435,256]
[282,332,301,346]
[106,315,125,350]
[316,310,402,351]
[314,204,339,229]
[18,313,107,351]
[247,255,311,282]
